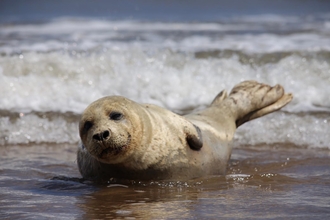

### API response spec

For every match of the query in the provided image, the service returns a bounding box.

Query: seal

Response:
[77,80,292,181]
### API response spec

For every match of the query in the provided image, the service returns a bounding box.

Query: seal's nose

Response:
[93,130,110,141]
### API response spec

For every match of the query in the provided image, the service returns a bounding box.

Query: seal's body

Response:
[77,81,292,181]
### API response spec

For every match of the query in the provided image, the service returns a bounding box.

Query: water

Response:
[1,145,329,219]
[1,1,330,219]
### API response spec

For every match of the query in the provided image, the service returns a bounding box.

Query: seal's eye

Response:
[83,121,93,132]
[110,112,123,121]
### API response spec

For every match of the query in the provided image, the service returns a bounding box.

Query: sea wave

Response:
[0,16,329,148]
[1,15,330,54]
[1,49,329,113]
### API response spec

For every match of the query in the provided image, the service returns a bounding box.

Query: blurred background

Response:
[1,0,330,22]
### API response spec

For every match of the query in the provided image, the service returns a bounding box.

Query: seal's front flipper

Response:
[185,124,203,150]
[228,81,293,127]
[77,142,114,181]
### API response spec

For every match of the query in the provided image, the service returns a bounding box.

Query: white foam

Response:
[235,112,330,149]
[0,17,330,148]
[1,50,329,113]
[0,114,79,145]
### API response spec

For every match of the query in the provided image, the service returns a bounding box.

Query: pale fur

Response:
[77,80,293,181]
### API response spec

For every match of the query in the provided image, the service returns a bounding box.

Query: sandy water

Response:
[1,1,330,219]
[1,142,330,219]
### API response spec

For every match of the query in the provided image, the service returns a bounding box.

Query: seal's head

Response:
[79,96,144,164]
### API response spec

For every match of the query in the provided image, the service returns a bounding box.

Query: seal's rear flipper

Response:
[228,81,293,127]
[235,93,293,127]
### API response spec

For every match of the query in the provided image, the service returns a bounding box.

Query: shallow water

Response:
[1,0,330,219]
[1,144,330,219]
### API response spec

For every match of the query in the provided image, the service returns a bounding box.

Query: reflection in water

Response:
[2,144,328,219]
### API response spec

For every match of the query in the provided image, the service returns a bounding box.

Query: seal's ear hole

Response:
[83,121,93,132]
[110,112,123,121]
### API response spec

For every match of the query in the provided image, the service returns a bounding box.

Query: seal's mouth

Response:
[100,145,127,157]
[98,134,131,159]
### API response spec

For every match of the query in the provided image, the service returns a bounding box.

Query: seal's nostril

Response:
[102,130,110,139]
[93,133,101,141]
[93,131,109,141]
